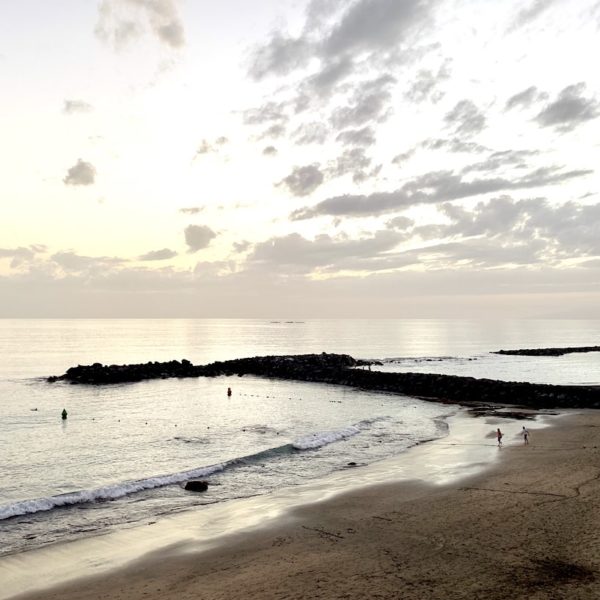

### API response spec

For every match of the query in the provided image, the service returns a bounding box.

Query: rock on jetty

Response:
[494,346,600,357]
[48,353,600,410]
[48,359,204,385]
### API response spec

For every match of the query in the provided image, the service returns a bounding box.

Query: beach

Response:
[5,409,600,600]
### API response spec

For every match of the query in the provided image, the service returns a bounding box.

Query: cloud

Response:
[3,235,600,318]
[524,200,600,256]
[461,149,539,174]
[414,238,548,267]
[244,0,440,159]
[196,142,211,156]
[336,126,376,147]
[51,251,124,272]
[250,0,434,82]
[184,224,217,253]
[248,0,432,81]
[419,196,527,241]
[307,56,355,95]
[509,0,562,30]
[0,247,35,260]
[422,138,489,153]
[386,215,414,230]
[505,86,547,111]
[328,147,371,175]
[179,207,203,214]
[233,240,251,253]
[96,0,185,49]
[245,0,436,148]
[278,164,325,196]
[63,100,93,114]
[326,148,380,183]
[248,34,312,80]
[580,258,600,268]
[330,75,396,129]
[535,83,600,132]
[420,196,600,261]
[138,248,177,261]
[0,246,39,269]
[243,102,289,140]
[243,101,288,126]
[63,159,96,186]
[321,0,433,58]
[259,123,287,140]
[444,100,486,137]
[194,137,229,157]
[404,60,451,104]
[291,165,592,219]
[248,229,409,274]
[304,0,343,29]
[263,145,278,156]
[293,122,330,145]
[4,261,599,318]
[279,152,381,194]
[392,149,416,165]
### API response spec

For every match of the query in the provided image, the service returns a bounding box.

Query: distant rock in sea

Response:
[493,346,600,357]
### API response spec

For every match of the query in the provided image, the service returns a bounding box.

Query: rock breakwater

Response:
[494,346,600,356]
[48,353,600,409]
[48,353,600,410]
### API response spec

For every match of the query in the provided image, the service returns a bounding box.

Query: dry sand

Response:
[12,412,600,600]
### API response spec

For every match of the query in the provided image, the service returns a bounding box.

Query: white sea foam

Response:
[1,418,392,520]
[0,463,226,521]
[292,417,388,451]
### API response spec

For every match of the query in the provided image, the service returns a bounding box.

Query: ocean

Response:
[1,319,599,558]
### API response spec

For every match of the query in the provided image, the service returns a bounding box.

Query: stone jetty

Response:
[494,346,600,357]
[48,353,600,410]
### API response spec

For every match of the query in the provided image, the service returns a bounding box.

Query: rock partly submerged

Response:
[184,480,209,492]
[47,352,600,411]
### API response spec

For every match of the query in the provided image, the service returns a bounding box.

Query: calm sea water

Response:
[1,319,599,556]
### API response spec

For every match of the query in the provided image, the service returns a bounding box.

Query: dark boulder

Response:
[184,480,209,492]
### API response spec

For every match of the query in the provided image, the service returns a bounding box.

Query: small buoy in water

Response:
[227,387,232,397]
[61,408,68,420]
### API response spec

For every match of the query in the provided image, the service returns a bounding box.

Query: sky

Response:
[1,0,600,318]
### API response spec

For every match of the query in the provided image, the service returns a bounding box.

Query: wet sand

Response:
[8,411,600,600]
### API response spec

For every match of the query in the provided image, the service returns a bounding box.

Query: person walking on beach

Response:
[522,426,529,445]
[497,428,503,447]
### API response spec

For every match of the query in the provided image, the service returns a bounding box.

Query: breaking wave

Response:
[0,417,389,521]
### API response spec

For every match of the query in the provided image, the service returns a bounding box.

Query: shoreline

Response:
[2,409,565,600]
